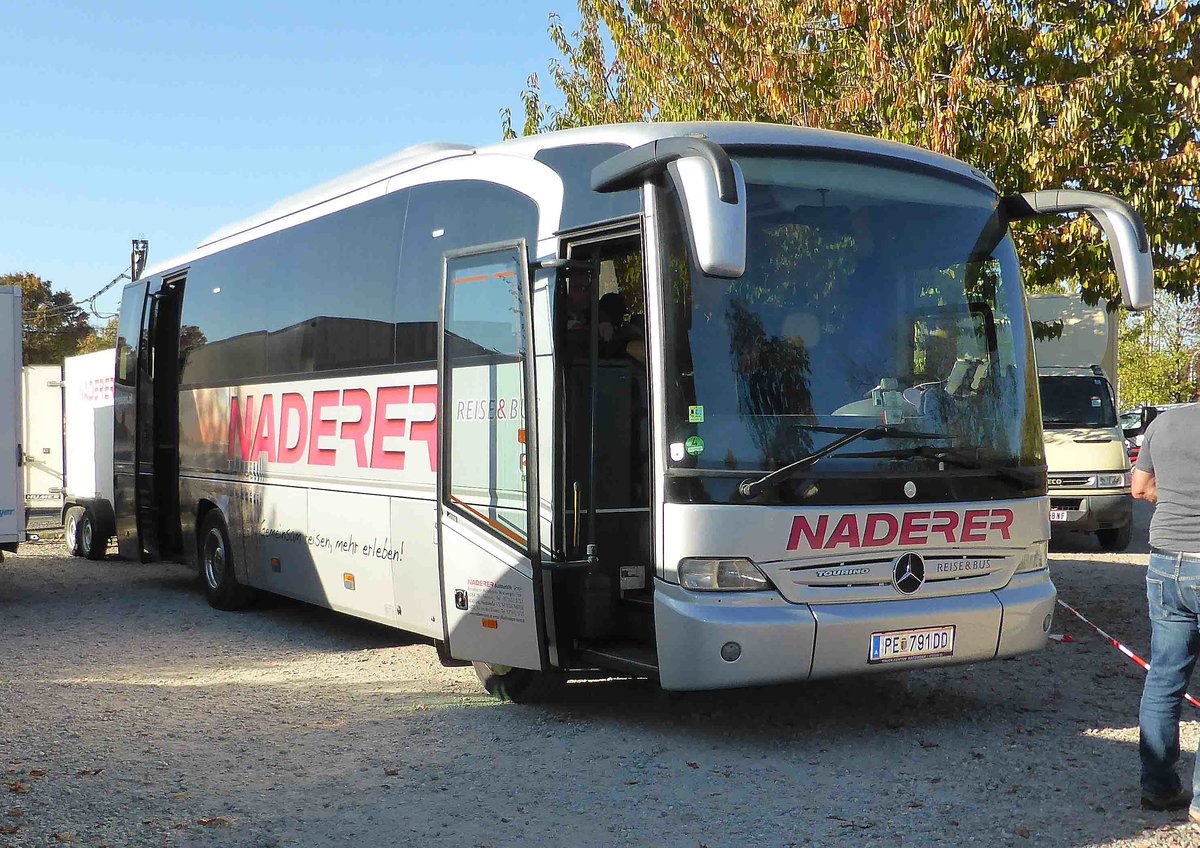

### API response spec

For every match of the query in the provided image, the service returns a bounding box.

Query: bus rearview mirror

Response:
[669,157,747,279]
[1004,190,1155,310]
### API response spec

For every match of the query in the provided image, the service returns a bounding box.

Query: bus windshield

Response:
[659,152,1043,487]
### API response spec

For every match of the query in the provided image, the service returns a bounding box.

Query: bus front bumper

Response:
[653,570,1056,691]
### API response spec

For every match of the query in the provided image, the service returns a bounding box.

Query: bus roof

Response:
[139,121,995,281]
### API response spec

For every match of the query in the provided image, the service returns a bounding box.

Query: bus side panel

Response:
[389,495,441,639]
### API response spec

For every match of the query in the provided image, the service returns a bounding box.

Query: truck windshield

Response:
[1039,375,1117,428]
[658,152,1043,491]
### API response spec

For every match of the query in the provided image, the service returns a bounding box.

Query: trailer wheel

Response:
[472,662,561,703]
[77,508,110,560]
[64,506,85,557]
[199,511,255,611]
[1097,523,1132,552]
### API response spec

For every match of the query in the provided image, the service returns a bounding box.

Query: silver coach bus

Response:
[112,123,1153,700]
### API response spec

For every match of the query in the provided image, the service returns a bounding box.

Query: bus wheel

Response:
[78,508,110,560]
[1097,524,1132,552]
[64,506,84,557]
[472,662,562,703]
[199,512,255,611]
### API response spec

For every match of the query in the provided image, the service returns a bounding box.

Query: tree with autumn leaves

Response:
[1,272,114,365]
[508,0,1199,306]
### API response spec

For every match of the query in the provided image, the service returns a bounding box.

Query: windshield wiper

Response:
[738,425,952,499]
[838,445,1042,487]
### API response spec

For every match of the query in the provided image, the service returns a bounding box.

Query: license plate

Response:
[869,625,956,663]
[1049,509,1069,522]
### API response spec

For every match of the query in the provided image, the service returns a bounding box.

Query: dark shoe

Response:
[1141,789,1193,811]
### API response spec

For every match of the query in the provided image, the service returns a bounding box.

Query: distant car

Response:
[1120,403,1194,461]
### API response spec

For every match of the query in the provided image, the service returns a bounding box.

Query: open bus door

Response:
[436,241,548,672]
[114,275,184,561]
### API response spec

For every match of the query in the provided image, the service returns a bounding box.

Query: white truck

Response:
[22,364,65,521]
[1028,293,1132,550]
[1,286,23,559]
[61,349,116,559]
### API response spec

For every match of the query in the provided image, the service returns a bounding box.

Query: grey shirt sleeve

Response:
[1135,420,1157,474]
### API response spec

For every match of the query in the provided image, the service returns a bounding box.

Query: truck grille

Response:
[1047,475,1091,488]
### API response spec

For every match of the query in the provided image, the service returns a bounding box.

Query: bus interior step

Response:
[574,640,659,678]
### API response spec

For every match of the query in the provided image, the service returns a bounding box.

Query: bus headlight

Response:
[1095,472,1131,488]
[1015,540,1049,574]
[678,558,772,591]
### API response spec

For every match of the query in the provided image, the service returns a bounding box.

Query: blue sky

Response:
[0,0,578,321]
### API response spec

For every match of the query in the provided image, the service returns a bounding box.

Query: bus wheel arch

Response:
[197,508,255,611]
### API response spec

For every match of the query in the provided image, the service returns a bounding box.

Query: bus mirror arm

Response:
[591,136,739,202]
[1002,190,1154,311]
[592,137,748,279]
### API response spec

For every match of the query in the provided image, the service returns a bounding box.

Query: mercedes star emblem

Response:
[892,552,926,595]
[903,480,917,499]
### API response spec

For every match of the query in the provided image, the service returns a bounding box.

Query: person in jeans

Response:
[1133,400,1200,818]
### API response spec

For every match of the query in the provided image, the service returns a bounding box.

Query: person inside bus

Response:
[598,291,645,363]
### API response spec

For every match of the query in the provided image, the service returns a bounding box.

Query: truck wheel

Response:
[1097,524,1132,552]
[64,506,84,557]
[78,508,110,560]
[198,511,255,611]
[473,662,562,703]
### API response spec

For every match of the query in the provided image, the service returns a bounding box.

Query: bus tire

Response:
[472,662,561,703]
[64,506,84,557]
[199,511,255,610]
[1097,524,1132,552]
[78,507,110,560]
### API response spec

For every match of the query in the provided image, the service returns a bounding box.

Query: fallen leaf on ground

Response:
[75,769,103,777]
[6,810,21,818]
[1016,826,1031,838]
[624,780,639,785]
[196,817,232,827]
[28,770,45,778]
[6,783,29,795]
[53,832,73,843]
[686,762,700,769]
[384,768,400,776]
[0,825,18,835]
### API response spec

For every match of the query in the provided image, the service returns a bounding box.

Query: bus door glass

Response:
[437,241,546,669]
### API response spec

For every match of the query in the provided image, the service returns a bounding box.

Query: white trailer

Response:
[21,364,65,519]
[0,286,23,558]
[62,349,116,558]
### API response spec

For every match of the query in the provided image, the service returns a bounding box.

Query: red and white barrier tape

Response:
[1055,598,1200,710]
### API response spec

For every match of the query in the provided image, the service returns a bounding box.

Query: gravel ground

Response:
[2,502,1199,848]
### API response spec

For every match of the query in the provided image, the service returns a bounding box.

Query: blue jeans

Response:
[1140,551,1200,805]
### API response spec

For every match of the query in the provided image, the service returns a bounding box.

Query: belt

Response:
[1151,546,1200,561]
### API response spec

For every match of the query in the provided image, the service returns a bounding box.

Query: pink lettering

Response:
[990,508,1014,540]
[862,513,899,548]
[961,509,990,543]
[898,511,932,546]
[826,515,862,549]
[340,388,372,467]
[410,384,438,472]
[277,393,308,464]
[929,511,960,544]
[370,386,410,470]
[251,394,277,463]
[787,515,828,551]
[308,390,339,466]
[228,396,255,462]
